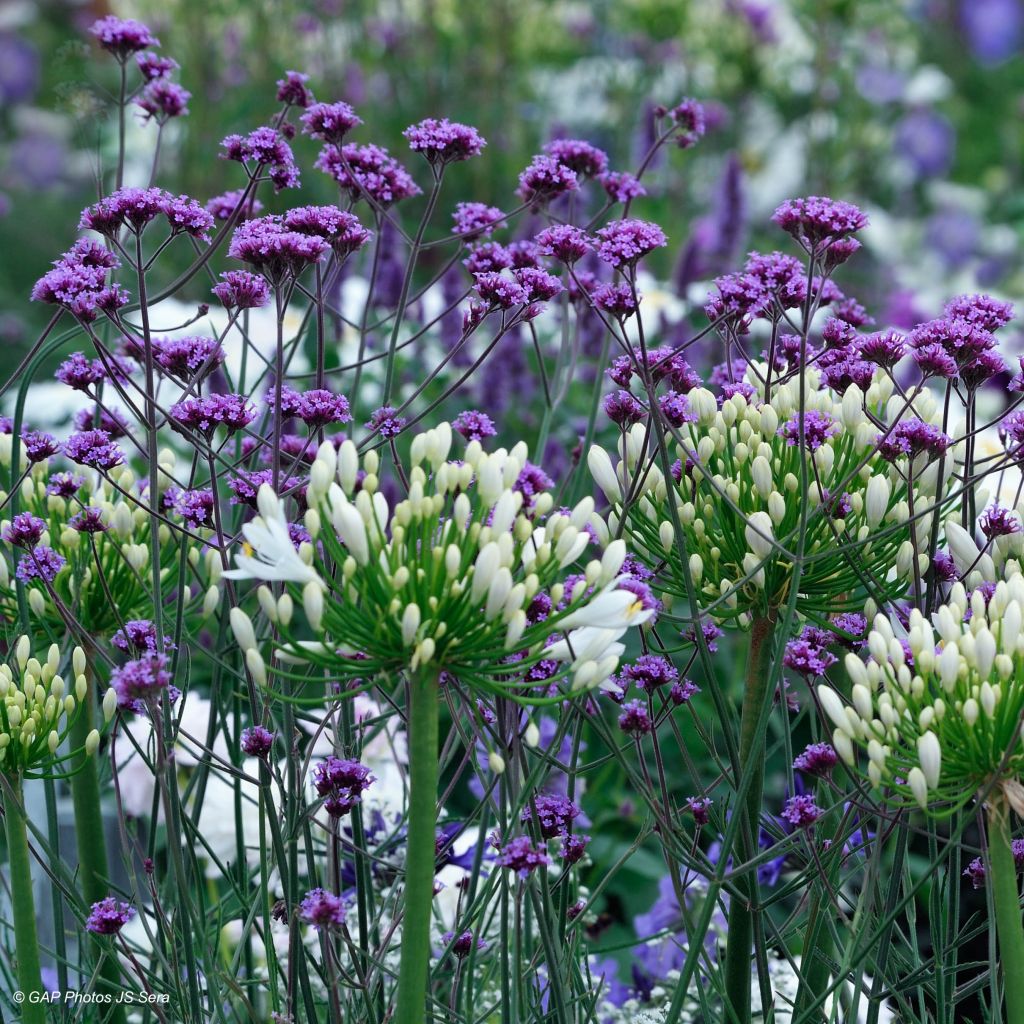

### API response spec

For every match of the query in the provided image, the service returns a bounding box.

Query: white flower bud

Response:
[488,751,505,774]
[73,647,86,676]
[245,648,267,687]
[102,687,118,723]
[202,585,220,618]
[230,608,258,653]
[751,455,772,496]
[744,511,774,560]
[588,446,621,503]
[865,475,890,528]
[401,604,421,646]
[818,687,849,732]
[907,767,929,809]
[85,730,100,756]
[304,581,324,632]
[917,731,941,789]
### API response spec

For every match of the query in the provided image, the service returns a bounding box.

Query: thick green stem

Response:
[723,611,778,1024]
[4,775,46,1024]
[988,799,1024,1024]
[69,671,126,1024]
[393,670,440,1024]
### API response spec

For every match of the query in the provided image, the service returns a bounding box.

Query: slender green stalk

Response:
[4,775,45,1024]
[988,798,1024,1024]
[722,610,778,1024]
[69,667,126,1024]
[393,669,440,1024]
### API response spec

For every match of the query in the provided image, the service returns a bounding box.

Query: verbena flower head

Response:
[227,429,653,695]
[300,101,363,144]
[89,16,158,60]
[543,138,609,177]
[594,219,667,269]
[228,215,328,282]
[221,125,300,190]
[772,195,869,254]
[599,171,646,203]
[590,365,953,623]
[170,394,256,438]
[136,80,191,122]
[283,204,372,258]
[86,897,136,935]
[452,202,504,241]
[403,118,486,163]
[213,270,270,309]
[315,143,421,206]
[110,652,175,713]
[818,577,1024,813]
[517,155,578,205]
[299,888,346,930]
[276,70,314,107]
[0,637,102,774]
[312,755,374,815]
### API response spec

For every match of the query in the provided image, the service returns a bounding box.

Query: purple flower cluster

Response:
[85,897,136,935]
[772,195,868,251]
[779,410,840,452]
[80,187,213,240]
[599,171,646,203]
[278,386,352,428]
[2,513,46,548]
[621,655,678,692]
[618,700,653,737]
[31,240,127,322]
[781,794,823,828]
[111,620,173,655]
[604,389,646,427]
[793,742,839,778]
[876,419,952,463]
[517,155,578,205]
[240,726,275,758]
[299,888,346,929]
[404,118,486,163]
[283,205,372,258]
[276,71,314,108]
[111,653,174,713]
[908,299,1010,387]
[315,143,421,206]
[228,215,328,281]
[170,394,256,438]
[452,409,497,441]
[63,430,125,470]
[498,835,551,878]
[595,219,667,269]
[365,406,406,439]
[312,756,374,816]
[543,138,609,178]
[221,126,300,191]
[784,627,838,678]
[137,80,190,122]
[152,335,224,379]
[213,270,270,310]
[89,16,158,60]
[522,794,582,839]
[15,546,66,585]
[172,488,215,528]
[301,101,363,144]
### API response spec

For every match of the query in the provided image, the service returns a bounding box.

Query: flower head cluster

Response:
[517,155,578,205]
[299,888,346,929]
[79,187,213,240]
[31,240,126,322]
[594,219,667,269]
[590,365,950,621]
[86,897,136,935]
[227,429,652,696]
[315,143,421,206]
[772,195,869,253]
[89,16,158,60]
[228,215,328,282]
[301,101,362,143]
[221,126,300,191]
[110,653,175,713]
[170,394,256,438]
[312,756,374,816]
[136,79,190,122]
[283,205,372,258]
[213,270,270,310]
[818,576,1024,810]
[404,118,485,163]
[0,638,103,773]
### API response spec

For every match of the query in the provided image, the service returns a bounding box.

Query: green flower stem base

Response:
[988,797,1024,1024]
[68,668,125,1024]
[393,669,440,1024]
[723,610,778,1024]
[4,775,45,1024]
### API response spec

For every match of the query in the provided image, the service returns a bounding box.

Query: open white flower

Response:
[224,515,322,586]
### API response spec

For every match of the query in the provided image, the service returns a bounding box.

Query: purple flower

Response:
[876,419,952,462]
[452,202,505,241]
[68,507,106,533]
[779,410,840,452]
[89,17,158,60]
[170,394,256,438]
[783,638,837,678]
[205,189,263,221]
[73,406,129,439]
[85,897,136,935]
[15,546,65,584]
[595,219,667,269]
[228,215,328,281]
[522,794,581,838]
[136,52,178,81]
[604,389,646,427]
[859,330,906,368]
[772,196,868,251]
[79,187,169,235]
[670,679,700,704]
[533,225,590,265]
[514,268,563,304]
[315,143,421,206]
[172,488,215,528]
[111,653,173,711]
[365,406,406,439]
[299,888,346,930]
[276,71,314,108]
[474,272,528,309]
[621,655,678,692]
[980,505,1021,539]
[543,138,608,177]
[2,513,46,548]
[498,835,551,878]
[294,389,352,428]
[598,171,646,203]
[618,699,653,737]
[241,726,275,758]
[284,205,372,258]
[404,117,485,163]
[592,282,637,319]
[669,99,706,147]
[312,756,374,816]
[517,155,578,205]
[111,621,172,655]
[464,242,512,276]
[47,473,83,498]
[705,272,768,327]
[163,195,214,240]
[443,930,487,959]
[136,80,190,122]
[300,101,363,144]
[684,621,723,652]
[452,409,497,441]
[781,794,823,828]
[63,430,124,470]
[793,742,838,778]
[21,430,58,463]
[964,857,987,889]
[154,336,223,378]
[514,462,554,510]
[943,293,1014,332]
[213,270,270,310]
[659,391,696,428]
[686,797,712,826]
[221,126,300,191]
[228,469,303,508]
[561,834,590,864]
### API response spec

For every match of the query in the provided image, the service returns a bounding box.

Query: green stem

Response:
[393,669,440,1024]
[69,668,126,1024]
[988,798,1024,1024]
[4,775,45,1024]
[723,610,778,1024]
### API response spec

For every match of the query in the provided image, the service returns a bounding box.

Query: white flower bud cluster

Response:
[229,430,653,695]
[818,573,1024,810]
[0,638,102,773]
[589,368,950,623]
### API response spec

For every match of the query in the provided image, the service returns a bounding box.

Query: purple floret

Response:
[85,897,136,935]
[498,835,551,878]
[299,888,346,929]
[404,117,486,163]
[312,756,374,816]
